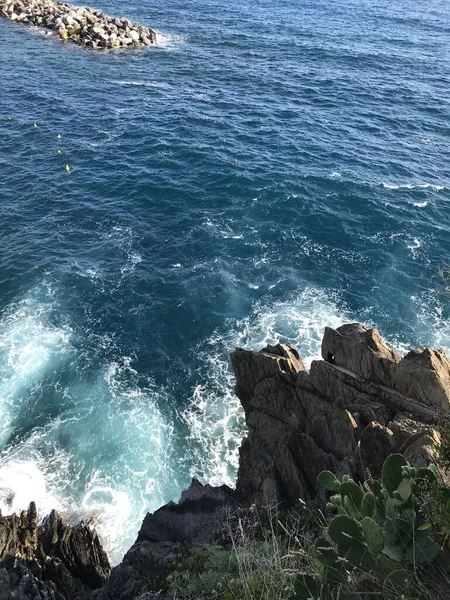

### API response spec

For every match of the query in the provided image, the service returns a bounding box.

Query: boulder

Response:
[57,27,67,40]
[231,343,304,411]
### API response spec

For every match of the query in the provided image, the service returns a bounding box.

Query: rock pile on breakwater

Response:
[0,0,157,49]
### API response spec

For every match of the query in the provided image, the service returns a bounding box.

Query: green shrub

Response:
[436,424,450,472]
[167,536,301,600]
[295,454,450,600]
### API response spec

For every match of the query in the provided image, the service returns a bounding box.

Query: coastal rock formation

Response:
[98,323,449,599]
[0,0,157,49]
[1,322,449,599]
[96,480,237,600]
[0,503,110,599]
[322,323,450,413]
[230,323,448,507]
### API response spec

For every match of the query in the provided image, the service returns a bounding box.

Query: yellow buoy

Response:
[57,149,62,155]
[65,164,71,174]
[57,134,61,140]
[234,158,238,164]
[33,124,38,128]
[7,117,12,121]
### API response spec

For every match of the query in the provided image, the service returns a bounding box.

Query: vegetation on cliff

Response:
[166,444,450,600]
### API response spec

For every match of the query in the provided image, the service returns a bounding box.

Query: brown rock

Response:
[403,430,441,468]
[0,503,110,598]
[322,324,450,414]
[57,26,68,40]
[360,422,397,478]
[231,343,304,410]
[322,323,401,372]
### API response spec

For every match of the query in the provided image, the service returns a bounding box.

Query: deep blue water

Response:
[1,0,450,562]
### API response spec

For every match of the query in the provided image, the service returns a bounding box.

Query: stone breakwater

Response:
[0,0,157,49]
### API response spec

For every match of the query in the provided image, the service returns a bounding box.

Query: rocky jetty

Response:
[1,322,450,599]
[0,0,157,49]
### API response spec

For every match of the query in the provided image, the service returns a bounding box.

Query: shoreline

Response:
[1,322,449,598]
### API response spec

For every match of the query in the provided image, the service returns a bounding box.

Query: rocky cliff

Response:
[2,323,449,599]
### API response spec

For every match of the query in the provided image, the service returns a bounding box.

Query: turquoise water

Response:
[1,0,450,562]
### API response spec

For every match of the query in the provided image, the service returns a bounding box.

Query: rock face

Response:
[96,480,237,600]
[322,324,450,414]
[230,323,449,507]
[0,503,110,599]
[2,322,449,599]
[0,0,157,49]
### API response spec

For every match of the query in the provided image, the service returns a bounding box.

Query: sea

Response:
[1,0,450,564]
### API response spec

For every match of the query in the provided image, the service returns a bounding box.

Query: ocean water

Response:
[1,0,450,563]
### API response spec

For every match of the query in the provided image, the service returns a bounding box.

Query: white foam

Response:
[81,472,133,554]
[407,238,421,250]
[0,293,71,446]
[181,287,348,490]
[413,201,428,207]
[116,80,172,89]
[120,252,142,275]
[202,219,243,240]
[383,183,445,191]
[330,172,341,178]
[154,31,186,48]
[0,461,62,517]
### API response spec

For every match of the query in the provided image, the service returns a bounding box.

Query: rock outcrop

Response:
[96,480,237,600]
[0,503,110,599]
[0,0,157,49]
[322,324,450,414]
[2,322,449,599]
[230,323,449,508]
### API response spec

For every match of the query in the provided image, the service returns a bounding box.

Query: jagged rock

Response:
[231,343,304,410]
[43,510,110,588]
[360,422,397,478]
[231,323,450,508]
[97,479,237,600]
[403,430,441,468]
[309,359,437,422]
[323,324,450,414]
[0,504,110,599]
[137,478,235,547]
[322,323,401,368]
